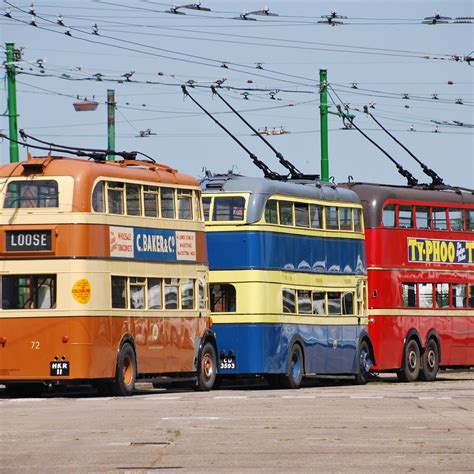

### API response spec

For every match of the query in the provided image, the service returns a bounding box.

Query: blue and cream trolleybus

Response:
[201,173,374,388]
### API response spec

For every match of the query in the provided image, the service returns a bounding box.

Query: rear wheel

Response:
[5,383,44,398]
[112,342,137,396]
[354,340,371,385]
[419,339,439,382]
[397,339,421,383]
[281,344,304,389]
[196,342,217,391]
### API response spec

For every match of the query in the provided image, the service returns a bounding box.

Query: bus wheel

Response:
[419,339,439,382]
[196,342,217,391]
[397,339,420,383]
[281,344,304,389]
[354,340,371,385]
[5,383,44,398]
[112,343,137,396]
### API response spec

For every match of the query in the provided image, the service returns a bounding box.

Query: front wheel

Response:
[281,344,304,389]
[112,342,137,396]
[354,340,371,385]
[196,342,217,391]
[419,339,439,382]
[397,339,421,383]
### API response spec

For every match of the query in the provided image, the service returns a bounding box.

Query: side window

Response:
[310,204,323,229]
[164,278,179,309]
[126,183,141,216]
[327,292,341,315]
[342,292,354,314]
[92,181,105,212]
[193,191,202,221]
[2,275,56,310]
[111,276,127,309]
[177,189,193,220]
[108,181,124,215]
[382,204,396,227]
[279,201,293,226]
[143,186,159,217]
[202,197,211,221]
[213,196,245,221]
[297,290,312,314]
[325,206,338,230]
[265,200,278,224]
[399,205,413,228]
[452,283,467,308]
[161,188,176,219]
[312,291,325,315]
[147,278,162,309]
[416,206,431,230]
[339,207,352,231]
[449,208,464,231]
[469,284,474,309]
[435,283,449,308]
[198,277,206,310]
[418,283,433,308]
[180,278,194,309]
[402,283,417,307]
[210,283,236,312]
[129,277,145,309]
[282,288,296,313]
[467,210,474,231]
[353,208,362,232]
[295,203,309,228]
[433,208,447,230]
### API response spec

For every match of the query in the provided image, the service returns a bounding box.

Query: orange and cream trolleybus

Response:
[0,154,217,396]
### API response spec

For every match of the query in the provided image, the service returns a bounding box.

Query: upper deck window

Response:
[265,200,278,224]
[449,209,464,231]
[353,208,362,232]
[467,210,474,231]
[382,204,396,227]
[4,180,58,208]
[416,207,431,229]
[295,202,309,228]
[177,189,193,220]
[92,181,105,212]
[399,205,413,228]
[339,207,352,231]
[433,208,447,230]
[202,197,211,221]
[310,204,323,229]
[161,188,176,219]
[279,201,293,226]
[143,185,159,217]
[108,181,124,215]
[325,206,338,230]
[213,196,245,221]
[126,183,141,216]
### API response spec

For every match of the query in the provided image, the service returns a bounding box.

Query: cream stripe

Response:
[368,266,474,274]
[368,308,473,317]
[211,313,366,325]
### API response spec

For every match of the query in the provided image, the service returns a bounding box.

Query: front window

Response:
[2,274,56,309]
[4,180,58,208]
[353,208,362,232]
[92,181,105,212]
[213,196,245,221]
[210,283,236,312]
[202,197,211,221]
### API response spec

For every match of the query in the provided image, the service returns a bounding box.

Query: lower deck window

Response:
[210,284,236,312]
[402,282,473,309]
[2,275,56,309]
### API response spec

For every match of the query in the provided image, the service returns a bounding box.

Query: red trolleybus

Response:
[346,183,474,381]
[0,154,216,396]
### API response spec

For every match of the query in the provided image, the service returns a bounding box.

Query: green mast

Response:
[6,43,19,163]
[107,89,116,160]
[319,69,329,182]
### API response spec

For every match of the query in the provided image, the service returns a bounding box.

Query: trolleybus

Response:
[201,173,373,388]
[0,153,217,396]
[345,182,474,381]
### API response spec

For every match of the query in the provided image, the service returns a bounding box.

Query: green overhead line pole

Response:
[6,43,19,163]
[107,89,115,160]
[319,69,329,182]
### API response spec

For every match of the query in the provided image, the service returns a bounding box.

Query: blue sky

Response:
[1,0,473,187]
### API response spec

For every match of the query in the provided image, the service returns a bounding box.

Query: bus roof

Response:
[201,173,361,223]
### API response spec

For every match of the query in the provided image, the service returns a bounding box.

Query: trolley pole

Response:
[107,89,116,161]
[319,69,329,182]
[6,43,19,163]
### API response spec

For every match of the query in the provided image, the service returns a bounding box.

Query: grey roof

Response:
[201,173,361,223]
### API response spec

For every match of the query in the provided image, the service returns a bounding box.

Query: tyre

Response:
[5,383,44,398]
[281,344,304,389]
[419,339,439,382]
[397,339,421,382]
[112,342,137,396]
[354,340,371,385]
[196,342,217,391]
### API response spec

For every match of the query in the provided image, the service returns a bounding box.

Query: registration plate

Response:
[219,355,236,370]
[50,361,69,376]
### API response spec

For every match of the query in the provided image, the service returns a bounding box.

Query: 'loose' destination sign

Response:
[6,230,52,252]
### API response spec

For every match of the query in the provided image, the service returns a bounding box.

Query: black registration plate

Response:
[219,355,236,370]
[50,361,69,376]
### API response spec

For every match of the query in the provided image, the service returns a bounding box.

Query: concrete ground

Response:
[0,371,473,473]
